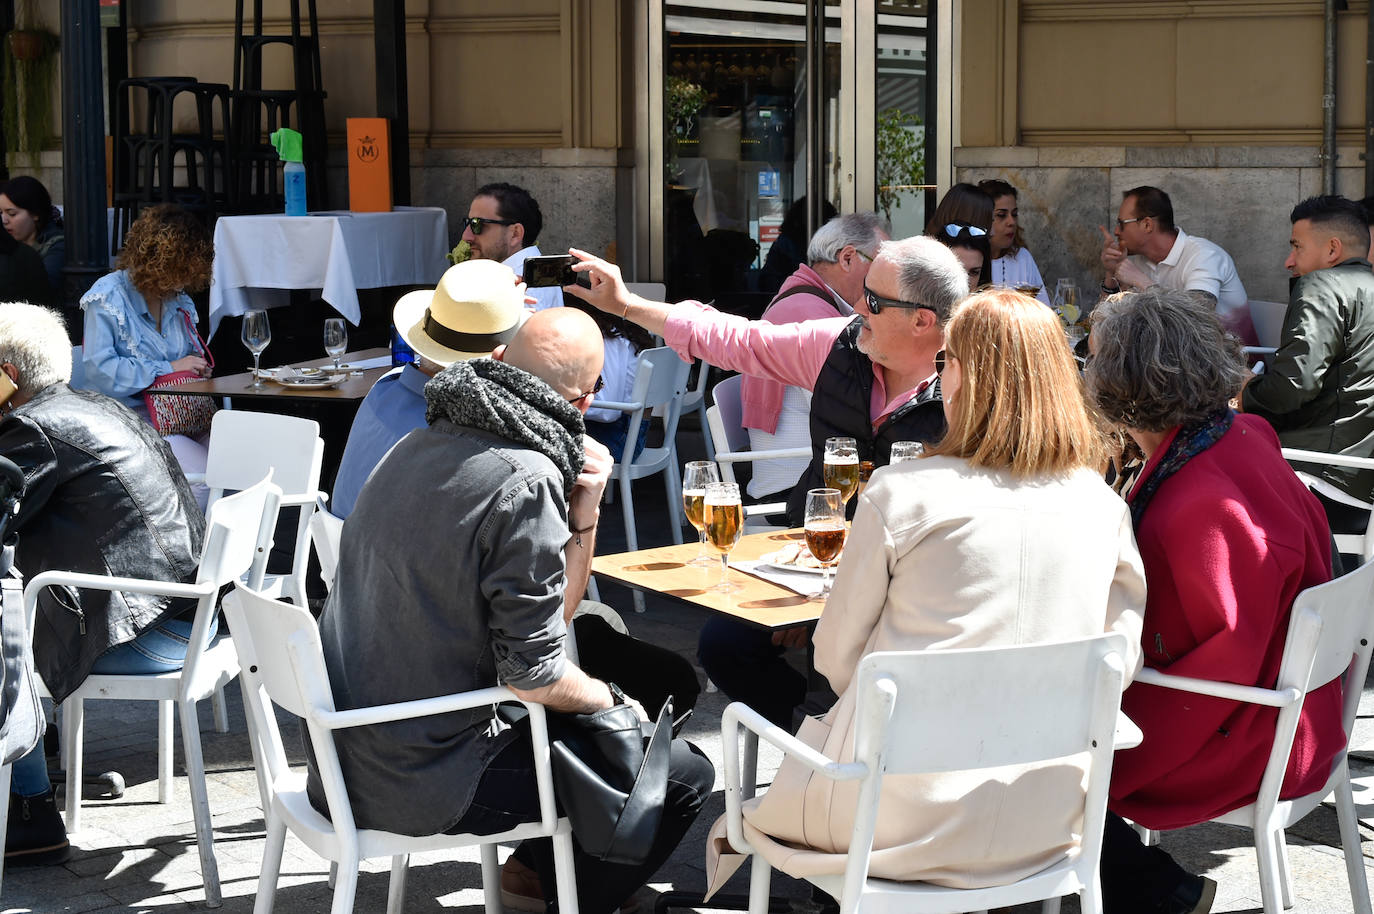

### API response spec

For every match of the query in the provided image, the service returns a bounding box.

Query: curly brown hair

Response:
[116,204,213,302]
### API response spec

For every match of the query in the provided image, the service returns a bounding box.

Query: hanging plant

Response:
[2,0,59,162]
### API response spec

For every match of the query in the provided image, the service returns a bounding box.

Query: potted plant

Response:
[875,106,926,222]
[2,0,59,162]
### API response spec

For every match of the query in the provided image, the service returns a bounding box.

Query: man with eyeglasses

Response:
[1099,186,1248,326]
[461,182,564,312]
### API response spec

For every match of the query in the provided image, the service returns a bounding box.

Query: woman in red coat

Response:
[1085,288,1346,914]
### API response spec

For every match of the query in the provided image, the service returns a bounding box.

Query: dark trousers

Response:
[447,723,715,914]
[574,614,701,719]
[1099,812,1198,914]
[697,616,807,730]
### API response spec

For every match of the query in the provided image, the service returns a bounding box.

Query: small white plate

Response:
[271,374,347,390]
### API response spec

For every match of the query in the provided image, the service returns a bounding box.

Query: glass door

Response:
[873,1,935,239]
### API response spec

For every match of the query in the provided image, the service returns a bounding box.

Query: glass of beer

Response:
[682,460,720,566]
[704,482,744,592]
[823,436,860,507]
[804,488,846,599]
[890,441,924,464]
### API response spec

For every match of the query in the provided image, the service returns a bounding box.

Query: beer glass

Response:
[704,482,743,592]
[890,441,925,464]
[804,487,846,599]
[682,460,720,566]
[822,436,860,506]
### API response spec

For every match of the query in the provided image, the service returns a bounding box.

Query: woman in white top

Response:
[979,178,1051,305]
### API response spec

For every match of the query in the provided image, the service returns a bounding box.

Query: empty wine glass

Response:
[682,460,721,566]
[242,310,272,390]
[323,318,348,372]
[822,436,860,507]
[704,482,743,593]
[804,487,846,600]
[890,441,925,464]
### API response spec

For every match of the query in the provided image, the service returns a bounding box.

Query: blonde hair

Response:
[929,289,1105,476]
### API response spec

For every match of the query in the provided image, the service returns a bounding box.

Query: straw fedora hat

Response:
[392,260,527,366]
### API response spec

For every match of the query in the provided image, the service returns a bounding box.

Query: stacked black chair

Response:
[230,0,328,214]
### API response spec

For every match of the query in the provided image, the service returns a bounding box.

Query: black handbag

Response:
[542,696,674,866]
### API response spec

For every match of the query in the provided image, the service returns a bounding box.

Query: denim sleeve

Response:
[479,470,569,691]
[81,292,173,399]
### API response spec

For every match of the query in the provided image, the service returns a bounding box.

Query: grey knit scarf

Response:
[424,357,585,497]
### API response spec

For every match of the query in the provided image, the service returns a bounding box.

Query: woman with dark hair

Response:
[0,176,65,295]
[79,204,214,502]
[933,221,991,291]
[1084,288,1345,914]
[923,182,993,237]
[978,178,1050,305]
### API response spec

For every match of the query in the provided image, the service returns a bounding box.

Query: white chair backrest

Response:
[709,375,751,454]
[1282,558,1374,734]
[197,475,283,589]
[1249,299,1288,349]
[204,410,323,500]
[1280,447,1374,562]
[623,347,692,455]
[310,498,343,591]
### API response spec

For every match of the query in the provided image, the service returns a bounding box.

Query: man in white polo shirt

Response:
[1099,185,1248,328]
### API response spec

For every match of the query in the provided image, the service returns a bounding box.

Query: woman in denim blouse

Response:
[79,204,214,505]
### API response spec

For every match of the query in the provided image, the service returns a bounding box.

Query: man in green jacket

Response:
[1242,194,1374,549]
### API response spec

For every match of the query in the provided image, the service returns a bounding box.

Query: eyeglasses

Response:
[1115,216,1142,230]
[853,247,875,263]
[462,216,516,235]
[863,285,937,316]
[934,349,949,375]
[943,224,988,238]
[572,374,605,402]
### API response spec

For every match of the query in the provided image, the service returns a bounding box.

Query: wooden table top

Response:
[149,348,394,402]
[592,529,822,631]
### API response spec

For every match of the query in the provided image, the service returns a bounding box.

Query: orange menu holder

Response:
[347,117,392,212]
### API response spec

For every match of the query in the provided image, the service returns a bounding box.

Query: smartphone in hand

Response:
[523,255,592,289]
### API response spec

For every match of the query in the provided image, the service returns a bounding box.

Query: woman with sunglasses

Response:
[978,178,1051,305]
[931,221,991,292]
[704,287,1146,894]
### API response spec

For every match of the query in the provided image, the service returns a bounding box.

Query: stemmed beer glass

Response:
[323,318,348,372]
[242,310,272,389]
[804,487,846,600]
[682,460,721,566]
[703,482,743,593]
[822,437,860,509]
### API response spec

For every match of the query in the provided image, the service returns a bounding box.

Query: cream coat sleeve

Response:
[812,490,894,694]
[1106,504,1148,683]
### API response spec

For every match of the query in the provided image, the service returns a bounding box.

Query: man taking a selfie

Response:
[460,182,563,312]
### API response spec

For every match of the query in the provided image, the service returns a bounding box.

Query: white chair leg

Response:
[552,829,580,914]
[1273,828,1293,910]
[663,464,684,545]
[158,699,175,804]
[56,703,68,771]
[0,762,11,896]
[480,843,501,914]
[1254,825,1285,914]
[586,576,601,602]
[239,680,270,815]
[385,853,409,914]
[330,858,361,914]
[178,698,222,907]
[620,475,637,552]
[211,685,229,733]
[63,696,83,834]
[747,856,772,914]
[1041,898,1062,914]
[254,812,288,914]
[328,861,339,888]
[1334,770,1373,914]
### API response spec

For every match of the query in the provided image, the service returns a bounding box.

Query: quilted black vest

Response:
[784,318,947,525]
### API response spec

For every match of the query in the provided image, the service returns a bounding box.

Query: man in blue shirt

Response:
[331,259,528,518]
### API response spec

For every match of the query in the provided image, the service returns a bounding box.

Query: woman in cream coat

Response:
[708,288,1147,892]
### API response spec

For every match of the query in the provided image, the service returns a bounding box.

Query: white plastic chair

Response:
[310,495,344,593]
[1242,299,1288,359]
[594,345,692,553]
[201,410,324,607]
[680,359,714,461]
[222,583,580,914]
[30,476,282,908]
[1131,560,1374,914]
[706,375,810,533]
[722,634,1134,914]
[1281,447,1374,565]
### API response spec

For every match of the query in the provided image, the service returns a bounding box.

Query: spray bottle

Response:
[270,127,307,216]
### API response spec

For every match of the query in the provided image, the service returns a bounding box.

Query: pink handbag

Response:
[143,310,216,438]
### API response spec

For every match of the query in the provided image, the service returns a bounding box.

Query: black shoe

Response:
[1161,874,1216,914]
[5,789,70,866]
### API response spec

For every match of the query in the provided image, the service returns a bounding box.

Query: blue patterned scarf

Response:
[1129,409,1234,530]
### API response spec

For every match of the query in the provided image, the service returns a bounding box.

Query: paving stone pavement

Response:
[5,421,1374,913]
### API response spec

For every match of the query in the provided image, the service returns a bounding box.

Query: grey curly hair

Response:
[1085,288,1248,431]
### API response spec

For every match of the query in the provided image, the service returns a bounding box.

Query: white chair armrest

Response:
[183,472,206,486]
[715,447,811,465]
[311,684,522,730]
[721,701,867,854]
[590,399,645,414]
[1282,447,1374,479]
[1241,346,1277,356]
[1133,667,1301,708]
[743,502,786,518]
[1115,710,1143,750]
[278,490,326,509]
[24,569,214,607]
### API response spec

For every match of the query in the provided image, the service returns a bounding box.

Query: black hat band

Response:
[422,308,520,353]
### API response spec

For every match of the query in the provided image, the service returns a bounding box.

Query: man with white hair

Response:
[0,302,204,866]
[742,212,888,501]
[566,236,968,731]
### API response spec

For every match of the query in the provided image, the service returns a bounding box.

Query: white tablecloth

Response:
[208,206,449,337]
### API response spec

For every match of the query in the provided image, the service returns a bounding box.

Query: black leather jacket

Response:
[0,384,204,701]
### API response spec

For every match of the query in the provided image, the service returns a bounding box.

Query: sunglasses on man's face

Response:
[863,285,937,316]
[463,216,516,235]
[934,349,948,375]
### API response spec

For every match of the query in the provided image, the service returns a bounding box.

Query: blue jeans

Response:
[586,415,648,463]
[10,613,217,797]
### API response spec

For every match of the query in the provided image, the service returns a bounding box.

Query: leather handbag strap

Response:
[179,309,214,370]
[769,283,845,316]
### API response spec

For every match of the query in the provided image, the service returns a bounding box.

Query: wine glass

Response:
[822,437,860,508]
[682,460,721,566]
[241,310,272,390]
[323,318,348,372]
[704,482,743,593]
[804,488,846,600]
[890,441,925,464]
[1053,279,1080,325]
